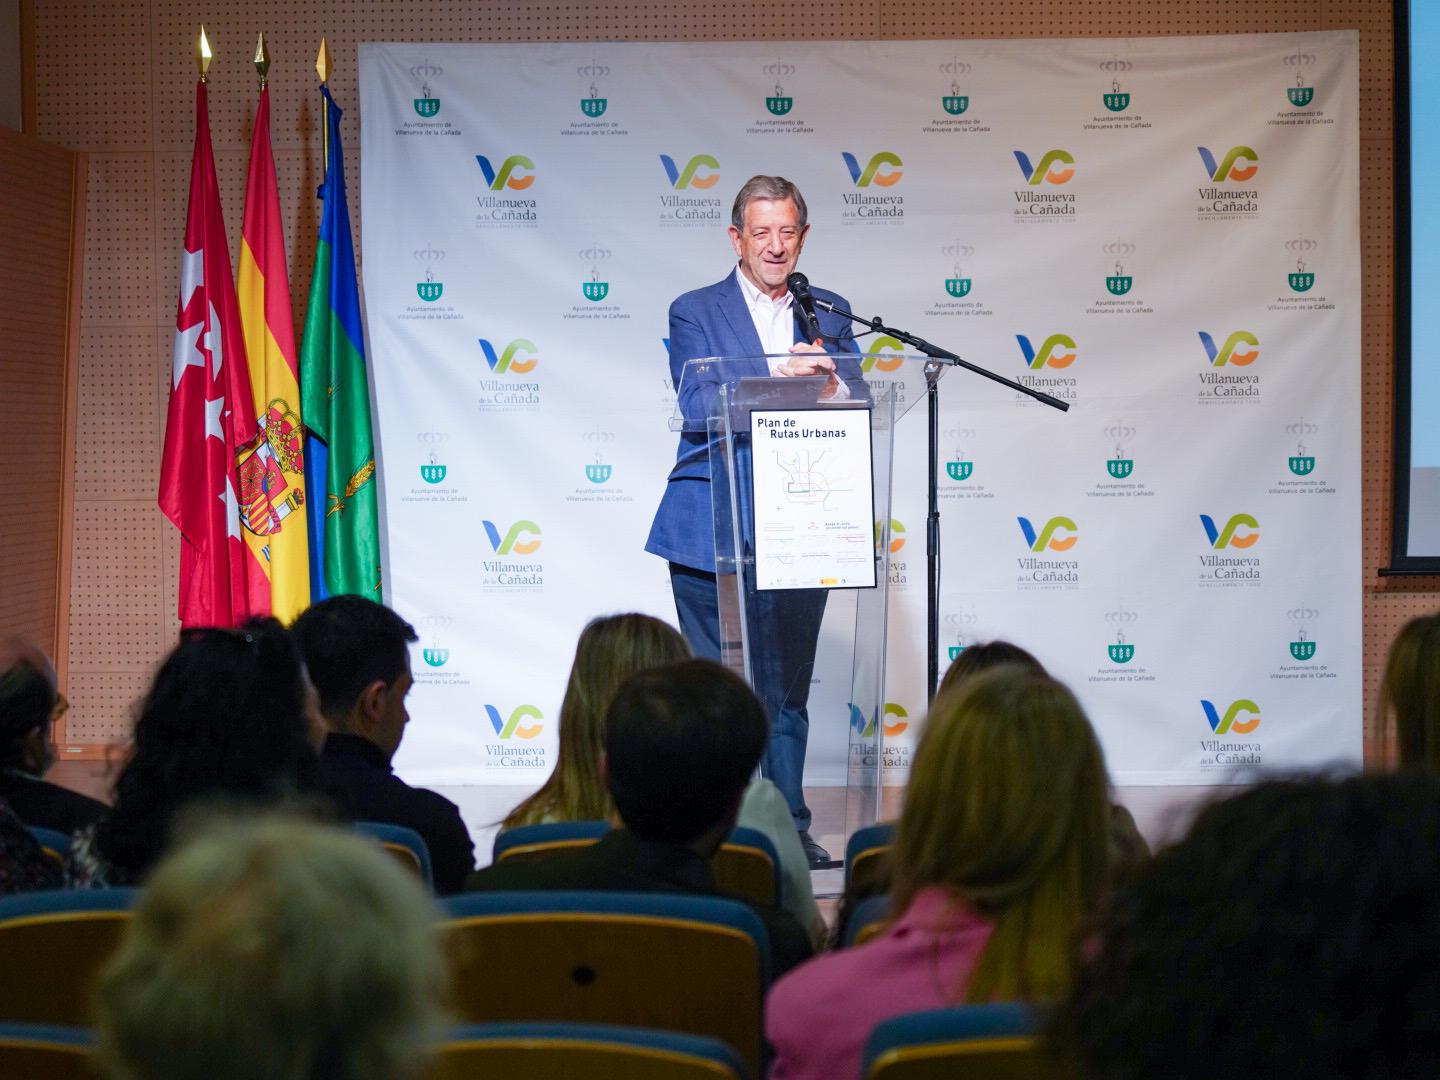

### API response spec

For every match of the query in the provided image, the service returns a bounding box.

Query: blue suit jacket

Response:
[645,269,865,572]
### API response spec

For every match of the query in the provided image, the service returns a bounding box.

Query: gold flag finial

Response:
[316,37,333,170]
[253,32,271,85]
[197,26,213,81]
[316,36,332,85]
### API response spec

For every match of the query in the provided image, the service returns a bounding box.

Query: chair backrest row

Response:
[493,822,783,908]
[0,1020,749,1080]
[0,1005,1042,1080]
[0,885,767,1072]
[0,882,1038,1080]
[21,822,437,891]
[430,1022,748,1080]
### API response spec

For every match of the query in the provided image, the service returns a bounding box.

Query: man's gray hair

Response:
[96,814,446,1080]
[731,175,808,230]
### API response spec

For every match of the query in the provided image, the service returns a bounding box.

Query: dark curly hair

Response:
[1051,773,1440,1080]
[94,619,325,879]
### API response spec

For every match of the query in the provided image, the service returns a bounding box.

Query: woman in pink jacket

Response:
[765,664,1113,1080]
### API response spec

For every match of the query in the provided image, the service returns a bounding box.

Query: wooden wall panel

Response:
[0,122,80,694]
[29,0,1403,759]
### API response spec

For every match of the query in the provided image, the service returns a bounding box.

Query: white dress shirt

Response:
[735,267,849,398]
[736,266,803,370]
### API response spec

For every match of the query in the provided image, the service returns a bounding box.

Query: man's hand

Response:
[779,342,839,397]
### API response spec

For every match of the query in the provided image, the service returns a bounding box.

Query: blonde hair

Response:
[503,613,690,829]
[890,665,1110,1004]
[1378,613,1440,771]
[96,815,446,1080]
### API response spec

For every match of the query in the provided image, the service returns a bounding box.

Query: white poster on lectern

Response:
[751,408,877,591]
[359,31,1361,789]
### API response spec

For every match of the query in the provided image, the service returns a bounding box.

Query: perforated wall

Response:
[28,0,1404,758]
[0,123,79,686]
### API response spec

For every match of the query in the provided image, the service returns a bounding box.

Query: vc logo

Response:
[1198,330,1259,367]
[1201,698,1260,735]
[1016,334,1077,369]
[659,154,719,189]
[848,702,909,738]
[485,704,544,740]
[1197,145,1258,183]
[1013,149,1075,185]
[1200,513,1259,549]
[875,518,906,554]
[1018,516,1077,552]
[862,335,905,373]
[475,154,535,190]
[842,151,903,187]
[483,520,542,555]
[479,338,538,374]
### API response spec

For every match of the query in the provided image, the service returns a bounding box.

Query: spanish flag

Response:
[237,83,309,621]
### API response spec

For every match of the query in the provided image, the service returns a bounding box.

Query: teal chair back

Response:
[354,821,433,889]
[845,822,895,895]
[494,821,781,908]
[441,890,768,1076]
[25,826,71,873]
[0,1022,97,1080]
[0,890,137,1026]
[429,1022,747,1080]
[843,893,891,947]
[862,1004,1042,1080]
[492,821,609,864]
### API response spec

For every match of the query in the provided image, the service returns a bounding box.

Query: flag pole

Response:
[253,31,270,88]
[316,37,332,168]
[198,25,212,82]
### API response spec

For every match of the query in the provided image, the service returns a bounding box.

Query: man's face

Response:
[372,655,414,761]
[300,670,327,753]
[729,196,808,298]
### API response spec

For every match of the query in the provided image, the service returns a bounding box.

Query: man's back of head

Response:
[604,659,768,846]
[95,814,445,1080]
[293,597,417,752]
[0,638,58,771]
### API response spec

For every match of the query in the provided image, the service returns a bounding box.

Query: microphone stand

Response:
[812,296,1069,702]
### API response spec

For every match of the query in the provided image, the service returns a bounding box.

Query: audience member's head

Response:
[293,596,418,759]
[1054,773,1440,1080]
[96,814,446,1080]
[90,619,326,882]
[603,658,766,850]
[893,664,1110,1003]
[936,639,1045,699]
[1379,612,1440,771]
[503,613,690,829]
[0,637,61,774]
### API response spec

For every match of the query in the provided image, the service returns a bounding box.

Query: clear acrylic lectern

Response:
[670,354,941,851]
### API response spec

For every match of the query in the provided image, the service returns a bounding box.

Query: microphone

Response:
[787,271,824,344]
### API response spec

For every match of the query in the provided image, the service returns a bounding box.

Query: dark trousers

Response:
[669,562,827,833]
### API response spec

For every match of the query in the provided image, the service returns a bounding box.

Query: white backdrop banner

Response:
[358,33,1361,788]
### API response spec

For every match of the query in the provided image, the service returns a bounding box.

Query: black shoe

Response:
[799,830,838,868]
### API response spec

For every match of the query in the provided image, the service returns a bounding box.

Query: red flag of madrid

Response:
[159,81,267,627]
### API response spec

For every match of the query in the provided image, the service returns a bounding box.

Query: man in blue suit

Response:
[646,175,864,866]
